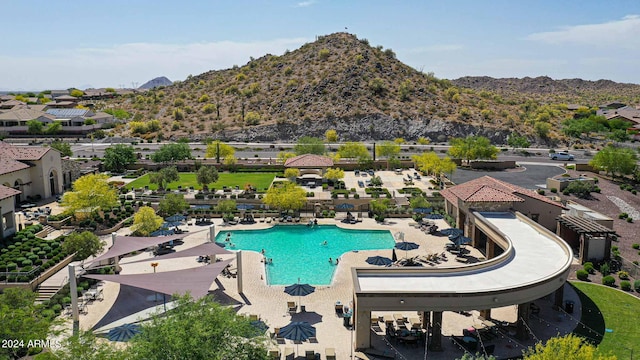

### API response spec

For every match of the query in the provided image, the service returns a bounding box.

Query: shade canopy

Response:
[413,207,433,214]
[395,242,419,251]
[83,259,233,300]
[424,214,444,220]
[279,321,316,342]
[151,228,175,237]
[87,234,188,267]
[125,242,232,264]
[236,204,255,210]
[366,256,393,266]
[165,214,186,222]
[162,221,182,228]
[335,203,355,210]
[284,283,316,297]
[107,323,141,342]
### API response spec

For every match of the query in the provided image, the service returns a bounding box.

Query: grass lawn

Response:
[126,172,277,191]
[571,281,639,358]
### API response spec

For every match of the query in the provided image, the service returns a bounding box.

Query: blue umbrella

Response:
[162,221,182,228]
[284,283,316,297]
[236,203,255,210]
[439,228,463,237]
[165,214,186,222]
[335,203,355,210]
[366,256,393,266]
[249,319,269,336]
[450,234,472,246]
[395,242,419,251]
[107,323,141,342]
[150,228,175,237]
[424,214,444,220]
[413,207,432,214]
[279,321,316,342]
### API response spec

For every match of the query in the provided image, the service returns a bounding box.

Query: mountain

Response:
[139,76,172,89]
[102,33,634,144]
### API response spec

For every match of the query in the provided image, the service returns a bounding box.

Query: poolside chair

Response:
[266,217,272,223]
[249,314,259,321]
[287,301,297,314]
[325,348,336,360]
[268,349,281,359]
[284,347,294,360]
[305,350,317,360]
[274,328,286,344]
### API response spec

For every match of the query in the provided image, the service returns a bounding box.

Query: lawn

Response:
[571,282,639,358]
[126,172,277,192]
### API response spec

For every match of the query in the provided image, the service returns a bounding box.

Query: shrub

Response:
[627,217,633,223]
[633,243,640,250]
[602,275,615,286]
[599,262,610,276]
[583,262,595,274]
[51,304,62,313]
[576,269,589,281]
[634,280,640,291]
[620,281,631,291]
[619,212,628,219]
[618,270,629,280]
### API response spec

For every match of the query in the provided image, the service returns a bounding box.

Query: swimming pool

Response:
[215,225,395,285]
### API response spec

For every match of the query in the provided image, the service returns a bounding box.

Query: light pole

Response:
[151,262,159,302]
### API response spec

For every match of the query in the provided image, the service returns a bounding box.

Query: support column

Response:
[479,309,492,320]
[236,251,243,294]
[429,311,443,351]
[69,265,79,336]
[209,224,216,242]
[421,310,431,330]
[516,303,531,341]
[111,232,121,273]
[554,286,564,311]
[485,240,495,259]
[354,308,371,350]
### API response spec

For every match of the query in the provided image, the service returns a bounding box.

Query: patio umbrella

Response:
[284,282,316,309]
[366,256,393,266]
[449,234,472,246]
[439,228,463,237]
[290,311,323,325]
[395,241,419,259]
[249,319,269,336]
[162,221,182,228]
[150,228,175,237]
[413,207,432,214]
[335,203,355,210]
[236,203,255,210]
[165,214,186,222]
[424,214,444,220]
[279,321,316,356]
[107,323,141,342]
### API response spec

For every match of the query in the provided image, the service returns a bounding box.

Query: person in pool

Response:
[329,257,333,263]
[321,240,328,246]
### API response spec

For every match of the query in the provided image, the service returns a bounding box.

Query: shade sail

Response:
[125,242,232,264]
[83,259,233,299]
[87,235,188,267]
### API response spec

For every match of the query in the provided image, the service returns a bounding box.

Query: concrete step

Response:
[36,285,63,303]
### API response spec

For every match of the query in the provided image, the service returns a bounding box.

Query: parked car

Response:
[549,151,574,161]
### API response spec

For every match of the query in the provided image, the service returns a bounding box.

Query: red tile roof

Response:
[0,158,30,175]
[284,154,334,168]
[0,141,50,161]
[441,176,565,208]
[0,185,21,200]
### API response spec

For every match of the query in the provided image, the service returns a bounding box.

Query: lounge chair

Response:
[305,350,316,360]
[268,349,281,359]
[308,336,317,343]
[266,217,272,223]
[325,348,336,360]
[284,347,294,360]
[287,301,297,314]
[249,314,259,321]
[335,302,344,316]
[274,328,285,344]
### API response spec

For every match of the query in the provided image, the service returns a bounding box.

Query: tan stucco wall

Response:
[512,194,563,232]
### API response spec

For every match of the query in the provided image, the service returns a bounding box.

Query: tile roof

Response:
[441,176,565,208]
[284,154,334,168]
[0,157,30,175]
[0,141,51,161]
[0,185,21,200]
[0,108,45,121]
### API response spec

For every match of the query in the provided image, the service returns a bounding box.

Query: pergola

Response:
[556,215,617,263]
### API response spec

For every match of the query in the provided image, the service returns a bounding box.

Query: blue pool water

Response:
[216,225,395,285]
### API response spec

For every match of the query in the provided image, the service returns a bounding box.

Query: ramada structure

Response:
[352,176,575,350]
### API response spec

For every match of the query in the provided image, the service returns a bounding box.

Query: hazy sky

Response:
[3,0,640,90]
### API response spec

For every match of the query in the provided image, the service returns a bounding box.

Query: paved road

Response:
[449,163,566,190]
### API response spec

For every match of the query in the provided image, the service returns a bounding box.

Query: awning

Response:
[83,259,233,299]
[124,242,232,264]
[557,215,617,234]
[87,234,188,267]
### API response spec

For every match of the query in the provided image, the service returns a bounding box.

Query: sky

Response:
[3,0,640,90]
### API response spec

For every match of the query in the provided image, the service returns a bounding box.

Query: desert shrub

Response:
[620,281,631,291]
[632,243,640,250]
[618,270,629,280]
[602,275,615,286]
[583,262,595,274]
[627,217,633,223]
[599,262,610,276]
[576,269,589,281]
[634,280,640,291]
[619,212,628,219]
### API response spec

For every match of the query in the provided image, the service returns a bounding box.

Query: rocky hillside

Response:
[139,76,172,89]
[103,33,615,144]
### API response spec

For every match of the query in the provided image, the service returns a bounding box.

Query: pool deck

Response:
[56,216,581,359]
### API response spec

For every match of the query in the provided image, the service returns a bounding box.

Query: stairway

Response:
[36,285,63,303]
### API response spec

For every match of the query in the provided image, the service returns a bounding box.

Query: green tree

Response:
[263,182,307,211]
[370,199,390,222]
[376,141,401,169]
[0,288,55,360]
[53,331,127,360]
[158,193,189,217]
[45,121,62,135]
[215,199,237,220]
[205,141,235,162]
[149,166,179,190]
[458,354,496,360]
[325,129,338,142]
[534,121,551,139]
[26,119,44,134]
[132,206,163,236]
[62,231,106,261]
[293,136,325,155]
[409,195,431,210]
[128,295,269,360]
[590,145,638,179]
[277,151,297,164]
[337,142,371,163]
[151,143,192,164]
[69,89,84,97]
[448,136,498,162]
[103,144,136,173]
[323,168,345,182]
[368,78,386,96]
[50,141,73,157]
[523,334,616,360]
[196,166,219,191]
[61,174,118,214]
[284,168,300,180]
[507,134,531,150]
